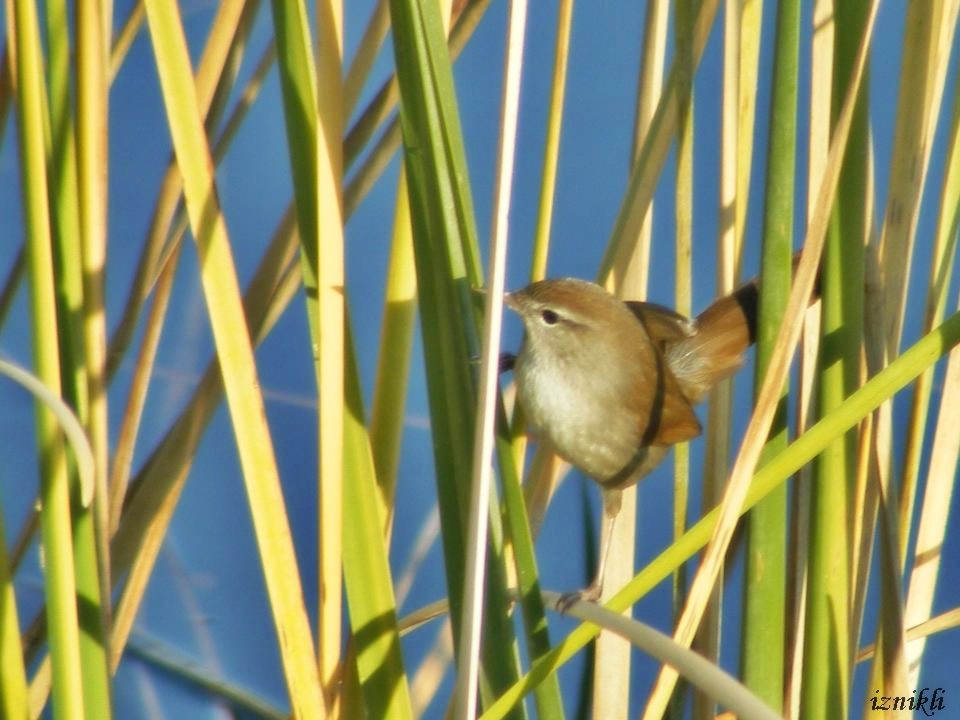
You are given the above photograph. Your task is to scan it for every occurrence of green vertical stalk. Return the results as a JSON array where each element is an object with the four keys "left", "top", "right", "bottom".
[
  {"left": 388, "top": 0, "right": 522, "bottom": 712},
  {"left": 0, "top": 504, "right": 28, "bottom": 717},
  {"left": 740, "top": 0, "right": 798, "bottom": 709},
  {"left": 12, "top": 0, "right": 85, "bottom": 716},
  {"left": 530, "top": 0, "right": 574, "bottom": 280},
  {"left": 45, "top": 0, "right": 114, "bottom": 715},
  {"left": 341, "top": 323, "right": 414, "bottom": 719},
  {"left": 802, "top": 3, "right": 870, "bottom": 717},
  {"left": 673, "top": 4, "right": 696, "bottom": 719}
]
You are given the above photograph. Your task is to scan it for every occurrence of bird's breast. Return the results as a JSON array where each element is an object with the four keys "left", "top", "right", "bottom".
[{"left": 514, "top": 349, "right": 644, "bottom": 483}]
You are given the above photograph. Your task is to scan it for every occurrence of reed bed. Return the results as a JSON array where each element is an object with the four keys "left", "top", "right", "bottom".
[{"left": 1, "top": 1, "right": 958, "bottom": 718}]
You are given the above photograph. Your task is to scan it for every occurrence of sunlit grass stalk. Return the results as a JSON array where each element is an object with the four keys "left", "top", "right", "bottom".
[
  {"left": 497, "top": 411, "right": 564, "bottom": 718},
  {"left": 74, "top": 0, "right": 116, "bottom": 708},
  {"left": 902, "top": 57, "right": 960, "bottom": 687},
  {"left": 598, "top": 0, "right": 719, "bottom": 283},
  {"left": 109, "top": 212, "right": 300, "bottom": 671},
  {"left": 803, "top": 2, "right": 874, "bottom": 716},
  {"left": 105, "top": 0, "right": 260, "bottom": 383},
  {"left": 511, "top": 0, "right": 575, "bottom": 566},
  {"left": 702, "top": 3, "right": 761, "bottom": 710},
  {"left": 891, "top": 2, "right": 960, "bottom": 566},
  {"left": 860, "top": 1, "right": 960, "bottom": 706},
  {"left": 12, "top": 0, "right": 87, "bottom": 716},
  {"left": 314, "top": 2, "right": 347, "bottom": 710},
  {"left": 0, "top": 506, "right": 28, "bottom": 716},
  {"left": 36, "top": 0, "right": 113, "bottom": 716},
  {"left": 142, "top": 2, "right": 324, "bottom": 717},
  {"left": 784, "top": 2, "right": 830, "bottom": 715},
  {"left": 672, "top": 2, "right": 701, "bottom": 717},
  {"left": 370, "top": 169, "right": 418, "bottom": 525},
  {"left": 530, "top": 0, "right": 573, "bottom": 281},
  {"left": 626, "top": 7, "right": 674, "bottom": 708},
  {"left": 739, "top": 0, "right": 798, "bottom": 710},
  {"left": 107, "top": 4, "right": 273, "bottom": 534},
  {"left": 75, "top": 0, "right": 110, "bottom": 589},
  {"left": 456, "top": 2, "right": 528, "bottom": 717},
  {"left": 594, "top": 0, "right": 676, "bottom": 709},
  {"left": 342, "top": 323, "right": 414, "bottom": 719},
  {"left": 389, "top": 0, "right": 529, "bottom": 713}
]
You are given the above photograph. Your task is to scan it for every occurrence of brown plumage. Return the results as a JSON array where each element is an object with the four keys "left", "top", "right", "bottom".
[{"left": 505, "top": 275, "right": 762, "bottom": 605}]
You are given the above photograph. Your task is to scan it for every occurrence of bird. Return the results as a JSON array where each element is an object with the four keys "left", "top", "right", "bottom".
[{"left": 502, "top": 274, "right": 760, "bottom": 607}]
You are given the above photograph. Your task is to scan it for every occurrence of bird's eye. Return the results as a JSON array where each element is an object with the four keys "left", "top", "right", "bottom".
[{"left": 541, "top": 309, "right": 559, "bottom": 325}]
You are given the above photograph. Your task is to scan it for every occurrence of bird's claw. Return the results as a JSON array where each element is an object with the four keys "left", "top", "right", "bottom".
[{"left": 555, "top": 584, "right": 602, "bottom": 613}]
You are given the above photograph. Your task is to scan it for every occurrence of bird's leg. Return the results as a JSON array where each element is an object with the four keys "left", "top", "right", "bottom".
[{"left": 556, "top": 488, "right": 623, "bottom": 611}]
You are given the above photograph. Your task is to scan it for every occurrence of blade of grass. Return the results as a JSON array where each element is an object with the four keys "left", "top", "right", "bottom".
[
  {"left": 105, "top": 0, "right": 260, "bottom": 384},
  {"left": 895, "top": 0, "right": 960, "bottom": 567},
  {"left": 597, "top": 0, "right": 720, "bottom": 283},
  {"left": 802, "top": 2, "right": 874, "bottom": 715},
  {"left": 109, "top": 210, "right": 300, "bottom": 671},
  {"left": 902, "top": 50, "right": 960, "bottom": 685},
  {"left": 456, "top": 1, "right": 526, "bottom": 715},
  {"left": 671, "top": 5, "right": 704, "bottom": 718},
  {"left": 786, "top": 3, "right": 832, "bottom": 716},
  {"left": 342, "top": 324, "right": 414, "bottom": 719},
  {"left": 141, "top": 3, "right": 324, "bottom": 717},
  {"left": 0, "top": 504, "right": 28, "bottom": 718},
  {"left": 110, "top": 27, "right": 274, "bottom": 525},
  {"left": 11, "top": 0, "right": 86, "bottom": 715},
  {"left": 343, "top": 0, "right": 490, "bottom": 174},
  {"left": 42, "top": 1, "right": 114, "bottom": 714},
  {"left": 530, "top": 0, "right": 574, "bottom": 281},
  {"left": 388, "top": 0, "right": 524, "bottom": 711},
  {"left": 74, "top": 1, "right": 114, "bottom": 711},
  {"left": 740, "top": 0, "right": 798, "bottom": 709},
  {"left": 344, "top": 0, "right": 390, "bottom": 115},
  {"left": 313, "top": 1, "right": 347, "bottom": 709},
  {"left": 902, "top": 329, "right": 960, "bottom": 680},
  {"left": 878, "top": 0, "right": 959, "bottom": 357},
  {"left": 497, "top": 405, "right": 564, "bottom": 719},
  {"left": 370, "top": 169, "right": 418, "bottom": 526}
]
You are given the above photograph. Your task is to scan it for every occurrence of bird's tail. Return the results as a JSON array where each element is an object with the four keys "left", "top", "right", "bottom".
[
  {"left": 668, "top": 251, "right": 821, "bottom": 403},
  {"left": 667, "top": 281, "right": 758, "bottom": 403}
]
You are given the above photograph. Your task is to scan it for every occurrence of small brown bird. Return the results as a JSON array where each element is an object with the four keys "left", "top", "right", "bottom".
[{"left": 503, "top": 276, "right": 759, "bottom": 606}]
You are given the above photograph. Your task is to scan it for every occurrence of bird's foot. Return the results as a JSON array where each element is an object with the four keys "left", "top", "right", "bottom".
[{"left": 555, "top": 583, "right": 602, "bottom": 613}]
